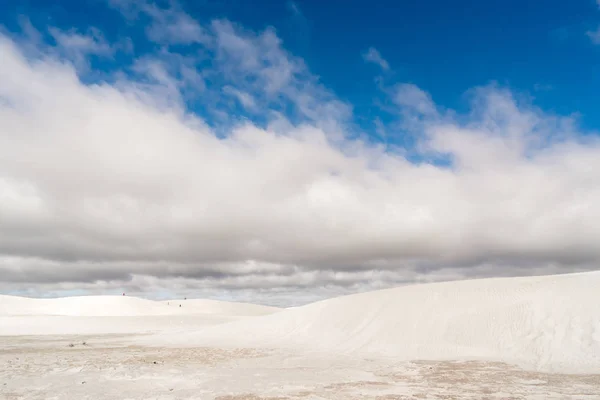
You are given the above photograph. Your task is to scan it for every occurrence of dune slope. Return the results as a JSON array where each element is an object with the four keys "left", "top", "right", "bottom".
[
  {"left": 0, "top": 295, "right": 279, "bottom": 317},
  {"left": 154, "top": 271, "right": 600, "bottom": 373},
  {"left": 160, "top": 299, "right": 280, "bottom": 316}
]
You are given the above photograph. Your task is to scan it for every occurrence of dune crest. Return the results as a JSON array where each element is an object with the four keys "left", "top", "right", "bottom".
[
  {"left": 0, "top": 295, "right": 279, "bottom": 317},
  {"left": 153, "top": 271, "right": 600, "bottom": 373}
]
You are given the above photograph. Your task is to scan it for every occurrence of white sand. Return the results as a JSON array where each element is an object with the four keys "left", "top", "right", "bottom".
[
  {"left": 1, "top": 272, "right": 600, "bottom": 399},
  {"left": 159, "top": 298, "right": 280, "bottom": 316},
  {"left": 0, "top": 294, "right": 279, "bottom": 317},
  {"left": 150, "top": 270, "right": 600, "bottom": 373},
  {"left": 0, "top": 295, "right": 279, "bottom": 336}
]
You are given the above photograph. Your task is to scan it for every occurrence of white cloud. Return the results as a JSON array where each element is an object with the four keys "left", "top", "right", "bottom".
[
  {"left": 288, "top": 1, "right": 302, "bottom": 17},
  {"left": 586, "top": 26, "right": 600, "bottom": 44},
  {"left": 48, "top": 27, "right": 114, "bottom": 69},
  {"left": 17, "top": 16, "right": 42, "bottom": 44},
  {"left": 223, "top": 86, "right": 257, "bottom": 110},
  {"left": 109, "top": 0, "right": 210, "bottom": 45},
  {"left": 393, "top": 83, "right": 438, "bottom": 117},
  {"left": 108, "top": 1, "right": 349, "bottom": 129},
  {"left": 207, "top": 19, "right": 349, "bottom": 129},
  {"left": 144, "top": 4, "right": 210, "bottom": 45},
  {"left": 49, "top": 27, "right": 112, "bottom": 55},
  {"left": 1, "top": 5, "right": 600, "bottom": 304},
  {"left": 362, "top": 47, "right": 389, "bottom": 70}
]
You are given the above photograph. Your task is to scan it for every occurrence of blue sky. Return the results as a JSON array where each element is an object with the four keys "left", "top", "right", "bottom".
[
  {"left": 1, "top": 0, "right": 600, "bottom": 304},
  {"left": 3, "top": 0, "right": 600, "bottom": 134}
]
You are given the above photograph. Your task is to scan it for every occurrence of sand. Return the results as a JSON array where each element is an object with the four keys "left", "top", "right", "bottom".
[{"left": 2, "top": 271, "right": 600, "bottom": 399}]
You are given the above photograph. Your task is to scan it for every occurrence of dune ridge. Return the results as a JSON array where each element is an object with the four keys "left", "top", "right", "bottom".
[
  {"left": 3, "top": 272, "right": 599, "bottom": 373},
  {"left": 0, "top": 295, "right": 280, "bottom": 317},
  {"left": 152, "top": 271, "right": 600, "bottom": 373}
]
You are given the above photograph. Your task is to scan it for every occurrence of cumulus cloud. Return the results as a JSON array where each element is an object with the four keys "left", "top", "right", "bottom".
[
  {"left": 362, "top": 47, "right": 389, "bottom": 70},
  {"left": 0, "top": 3, "right": 599, "bottom": 305}
]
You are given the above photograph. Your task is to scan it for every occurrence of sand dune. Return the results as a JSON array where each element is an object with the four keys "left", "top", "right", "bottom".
[
  {"left": 3, "top": 272, "right": 600, "bottom": 399},
  {"left": 152, "top": 271, "right": 600, "bottom": 373},
  {"left": 0, "top": 295, "right": 279, "bottom": 317},
  {"left": 3, "top": 272, "right": 600, "bottom": 373},
  {"left": 0, "top": 295, "right": 281, "bottom": 336},
  {"left": 0, "top": 295, "right": 180, "bottom": 317},
  {"left": 160, "top": 299, "right": 280, "bottom": 316}
]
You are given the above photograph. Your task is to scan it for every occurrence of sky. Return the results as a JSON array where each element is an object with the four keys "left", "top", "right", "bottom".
[{"left": 1, "top": 0, "right": 600, "bottom": 306}]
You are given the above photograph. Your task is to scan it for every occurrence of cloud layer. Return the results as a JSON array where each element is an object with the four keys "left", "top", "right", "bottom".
[{"left": 1, "top": 2, "right": 599, "bottom": 305}]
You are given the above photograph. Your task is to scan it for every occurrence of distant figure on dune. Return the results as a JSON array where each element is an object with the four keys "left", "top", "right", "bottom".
[{"left": 122, "top": 293, "right": 125, "bottom": 296}]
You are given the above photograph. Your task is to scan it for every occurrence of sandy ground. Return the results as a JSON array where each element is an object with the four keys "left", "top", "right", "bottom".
[
  {"left": 3, "top": 273, "right": 600, "bottom": 399},
  {"left": 2, "top": 334, "right": 599, "bottom": 400}
]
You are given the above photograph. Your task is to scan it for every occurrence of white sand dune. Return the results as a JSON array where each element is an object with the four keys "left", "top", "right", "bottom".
[
  {"left": 2, "top": 272, "right": 600, "bottom": 399},
  {"left": 160, "top": 299, "right": 280, "bottom": 316},
  {"left": 2, "top": 272, "right": 600, "bottom": 373},
  {"left": 0, "top": 295, "right": 180, "bottom": 317},
  {"left": 0, "top": 295, "right": 280, "bottom": 336},
  {"left": 151, "top": 271, "right": 600, "bottom": 373},
  {"left": 0, "top": 295, "right": 279, "bottom": 317}
]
